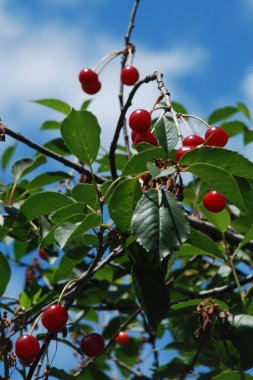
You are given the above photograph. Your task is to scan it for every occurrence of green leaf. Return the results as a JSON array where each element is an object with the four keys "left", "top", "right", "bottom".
[
  {"left": 12, "top": 156, "right": 47, "bottom": 182},
  {"left": 171, "top": 101, "right": 188, "bottom": 114},
  {"left": 208, "top": 106, "right": 238, "bottom": 124},
  {"left": 50, "top": 203, "right": 87, "bottom": 224},
  {"left": 153, "top": 116, "right": 178, "bottom": 153},
  {"left": 0, "top": 252, "right": 11, "bottom": 296},
  {"left": 220, "top": 121, "right": 247, "bottom": 137},
  {"left": 122, "top": 147, "right": 167, "bottom": 176},
  {"left": 200, "top": 205, "right": 231, "bottom": 233},
  {"left": 17, "top": 192, "right": 74, "bottom": 224},
  {"left": 71, "top": 184, "right": 99, "bottom": 210},
  {"left": 1, "top": 144, "right": 16, "bottom": 170},
  {"left": 237, "top": 226, "right": 253, "bottom": 250},
  {"left": 147, "top": 162, "right": 175, "bottom": 179},
  {"left": 186, "top": 228, "right": 225, "bottom": 261},
  {"left": 108, "top": 178, "right": 142, "bottom": 233},
  {"left": 213, "top": 372, "right": 253, "bottom": 380},
  {"left": 180, "top": 147, "right": 253, "bottom": 181},
  {"left": 132, "top": 265, "right": 170, "bottom": 329},
  {"left": 61, "top": 109, "right": 101, "bottom": 165},
  {"left": 80, "top": 99, "right": 92, "bottom": 110},
  {"left": 19, "top": 283, "right": 42, "bottom": 310},
  {"left": 132, "top": 189, "right": 189, "bottom": 260},
  {"left": 53, "top": 248, "right": 90, "bottom": 282},
  {"left": 33, "top": 98, "right": 71, "bottom": 115},
  {"left": 244, "top": 130, "right": 253, "bottom": 145},
  {"left": 237, "top": 101, "right": 251, "bottom": 120},
  {"left": 40, "top": 120, "right": 60, "bottom": 130},
  {"left": 54, "top": 213, "right": 101, "bottom": 248},
  {"left": 28, "top": 171, "right": 73, "bottom": 191}
]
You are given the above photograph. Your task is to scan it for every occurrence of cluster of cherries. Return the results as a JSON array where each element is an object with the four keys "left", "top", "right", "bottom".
[
  {"left": 15, "top": 303, "right": 130, "bottom": 366},
  {"left": 128, "top": 108, "right": 229, "bottom": 214},
  {"left": 78, "top": 65, "right": 140, "bottom": 95}
]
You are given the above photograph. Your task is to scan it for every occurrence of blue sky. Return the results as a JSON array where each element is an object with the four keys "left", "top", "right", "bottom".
[{"left": 1, "top": 0, "right": 253, "bottom": 378}]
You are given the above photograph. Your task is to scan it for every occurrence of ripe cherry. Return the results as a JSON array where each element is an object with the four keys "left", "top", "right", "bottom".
[
  {"left": 15, "top": 335, "right": 40, "bottom": 362},
  {"left": 121, "top": 66, "right": 139, "bottom": 86},
  {"left": 115, "top": 331, "right": 130, "bottom": 346},
  {"left": 79, "top": 68, "right": 98, "bottom": 86},
  {"left": 203, "top": 190, "right": 227, "bottom": 213},
  {"left": 41, "top": 304, "right": 68, "bottom": 332},
  {"left": 129, "top": 109, "right": 151, "bottom": 133},
  {"left": 134, "top": 132, "right": 158, "bottom": 146},
  {"left": 205, "top": 126, "right": 228, "bottom": 147},
  {"left": 80, "top": 333, "right": 105, "bottom": 357},
  {"left": 38, "top": 249, "right": 46, "bottom": 261},
  {"left": 176, "top": 146, "right": 195, "bottom": 161},
  {"left": 183, "top": 135, "right": 204, "bottom": 147},
  {"left": 81, "top": 80, "right": 101, "bottom": 95}
]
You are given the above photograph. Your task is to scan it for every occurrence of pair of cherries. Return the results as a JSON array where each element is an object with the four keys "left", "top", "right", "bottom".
[
  {"left": 129, "top": 109, "right": 158, "bottom": 146},
  {"left": 79, "top": 65, "right": 140, "bottom": 95}
]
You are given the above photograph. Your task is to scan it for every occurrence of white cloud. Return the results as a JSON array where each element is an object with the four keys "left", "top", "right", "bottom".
[{"left": 0, "top": 3, "right": 210, "bottom": 148}]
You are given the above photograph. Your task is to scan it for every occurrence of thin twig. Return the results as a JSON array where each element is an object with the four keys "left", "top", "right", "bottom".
[
  {"left": 111, "top": 355, "right": 142, "bottom": 377},
  {"left": 119, "top": 0, "right": 141, "bottom": 159},
  {"left": 4, "top": 127, "right": 106, "bottom": 184}
]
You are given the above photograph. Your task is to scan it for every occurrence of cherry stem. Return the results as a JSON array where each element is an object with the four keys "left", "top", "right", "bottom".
[
  {"left": 178, "top": 115, "right": 193, "bottom": 135},
  {"left": 180, "top": 113, "right": 211, "bottom": 129},
  {"left": 128, "top": 47, "right": 134, "bottom": 66},
  {"left": 58, "top": 278, "right": 79, "bottom": 305},
  {"left": 93, "top": 51, "right": 122, "bottom": 73},
  {"left": 154, "top": 71, "right": 183, "bottom": 147},
  {"left": 30, "top": 313, "right": 42, "bottom": 336}
]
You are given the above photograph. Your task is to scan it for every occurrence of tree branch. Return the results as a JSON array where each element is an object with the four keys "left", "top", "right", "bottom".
[
  {"left": 4, "top": 127, "right": 106, "bottom": 184},
  {"left": 110, "top": 73, "right": 157, "bottom": 179}
]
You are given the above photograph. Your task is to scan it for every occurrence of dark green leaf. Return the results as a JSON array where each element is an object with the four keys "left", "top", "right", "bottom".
[
  {"left": 12, "top": 156, "right": 47, "bottom": 182},
  {"left": 179, "top": 147, "right": 253, "bottom": 181},
  {"left": 153, "top": 116, "right": 178, "bottom": 153},
  {"left": 208, "top": 106, "right": 238, "bottom": 124},
  {"left": 132, "top": 189, "right": 189, "bottom": 260},
  {"left": 61, "top": 109, "right": 101, "bottom": 165},
  {"left": 80, "top": 99, "right": 92, "bottom": 110},
  {"left": 49, "top": 367, "right": 76, "bottom": 380},
  {"left": 53, "top": 248, "right": 90, "bottom": 282},
  {"left": 19, "top": 283, "right": 42, "bottom": 310},
  {"left": 186, "top": 228, "right": 225, "bottom": 261},
  {"left": 0, "top": 251, "right": 11, "bottom": 296},
  {"left": 132, "top": 265, "right": 170, "bottom": 329},
  {"left": 108, "top": 178, "right": 142, "bottom": 233},
  {"left": 220, "top": 121, "right": 247, "bottom": 137},
  {"left": 28, "top": 171, "right": 73, "bottom": 191},
  {"left": 33, "top": 98, "right": 71, "bottom": 115},
  {"left": 213, "top": 372, "right": 253, "bottom": 380},
  {"left": 244, "top": 130, "right": 253, "bottom": 145},
  {"left": 50, "top": 203, "right": 87, "bottom": 224},
  {"left": 237, "top": 101, "right": 251, "bottom": 120},
  {"left": 43, "top": 138, "right": 71, "bottom": 156},
  {"left": 200, "top": 206, "right": 231, "bottom": 233},
  {"left": 1, "top": 144, "right": 16, "bottom": 170},
  {"left": 40, "top": 120, "right": 60, "bottom": 130},
  {"left": 171, "top": 101, "right": 188, "bottom": 114},
  {"left": 17, "top": 192, "right": 74, "bottom": 224},
  {"left": 71, "top": 184, "right": 99, "bottom": 210}
]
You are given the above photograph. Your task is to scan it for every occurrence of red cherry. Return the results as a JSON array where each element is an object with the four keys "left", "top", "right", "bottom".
[
  {"left": 19, "top": 356, "right": 36, "bottom": 366},
  {"left": 121, "top": 66, "right": 139, "bottom": 86},
  {"left": 115, "top": 331, "right": 130, "bottom": 346},
  {"left": 176, "top": 146, "right": 195, "bottom": 161},
  {"left": 183, "top": 135, "right": 204, "bottom": 147},
  {"left": 79, "top": 68, "right": 98, "bottom": 86},
  {"left": 134, "top": 132, "right": 158, "bottom": 146},
  {"left": 205, "top": 126, "right": 228, "bottom": 147},
  {"left": 203, "top": 191, "right": 227, "bottom": 213},
  {"left": 129, "top": 109, "right": 151, "bottom": 133},
  {"left": 81, "top": 80, "right": 101, "bottom": 95},
  {"left": 38, "top": 249, "right": 46, "bottom": 261},
  {"left": 131, "top": 130, "right": 138, "bottom": 142},
  {"left": 15, "top": 335, "right": 40, "bottom": 361},
  {"left": 80, "top": 333, "right": 105, "bottom": 357},
  {"left": 41, "top": 304, "right": 68, "bottom": 332}
]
